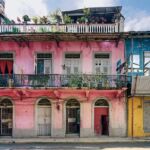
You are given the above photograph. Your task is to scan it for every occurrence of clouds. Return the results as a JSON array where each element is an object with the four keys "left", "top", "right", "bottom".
[
  {"left": 5, "top": 0, "right": 48, "bottom": 20},
  {"left": 79, "top": 0, "right": 119, "bottom": 8},
  {"left": 125, "top": 11, "right": 150, "bottom": 31},
  {"left": 5, "top": 0, "right": 119, "bottom": 20},
  {"left": 4, "top": 0, "right": 150, "bottom": 31}
]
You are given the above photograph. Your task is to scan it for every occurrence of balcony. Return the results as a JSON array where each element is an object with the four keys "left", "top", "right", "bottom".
[
  {"left": 0, "top": 23, "right": 120, "bottom": 34},
  {"left": 0, "top": 74, "right": 129, "bottom": 89}
]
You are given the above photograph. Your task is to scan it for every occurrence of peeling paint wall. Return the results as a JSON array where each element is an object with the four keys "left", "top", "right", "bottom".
[
  {"left": 0, "top": 40, "right": 126, "bottom": 137},
  {"left": 0, "top": 41, "right": 124, "bottom": 74}
]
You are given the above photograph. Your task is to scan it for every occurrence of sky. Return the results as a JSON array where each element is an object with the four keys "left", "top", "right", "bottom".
[{"left": 5, "top": 0, "right": 150, "bottom": 31}]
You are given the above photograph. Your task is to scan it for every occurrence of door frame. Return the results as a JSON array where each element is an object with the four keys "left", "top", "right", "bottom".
[
  {"left": 64, "top": 99, "right": 80, "bottom": 136},
  {"left": 66, "top": 106, "right": 80, "bottom": 134},
  {"left": 92, "top": 97, "right": 110, "bottom": 136},
  {"left": 35, "top": 97, "right": 52, "bottom": 136},
  {"left": 0, "top": 97, "right": 14, "bottom": 137}
]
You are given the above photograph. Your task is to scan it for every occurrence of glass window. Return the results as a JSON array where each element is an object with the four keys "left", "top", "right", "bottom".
[
  {"left": 144, "top": 52, "right": 150, "bottom": 76},
  {"left": 129, "top": 55, "right": 140, "bottom": 69},
  {"left": 36, "top": 53, "right": 52, "bottom": 74},
  {"left": 94, "top": 53, "right": 110, "bottom": 74}
]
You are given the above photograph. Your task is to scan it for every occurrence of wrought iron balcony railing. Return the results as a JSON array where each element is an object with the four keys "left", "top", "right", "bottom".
[
  {"left": 0, "top": 23, "right": 120, "bottom": 34},
  {"left": 0, "top": 74, "right": 131, "bottom": 89}
]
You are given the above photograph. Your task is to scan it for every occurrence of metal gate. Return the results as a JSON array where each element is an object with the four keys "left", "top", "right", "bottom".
[
  {"left": 0, "top": 99, "right": 13, "bottom": 136},
  {"left": 66, "top": 99, "right": 80, "bottom": 134},
  {"left": 37, "top": 99, "right": 51, "bottom": 136}
]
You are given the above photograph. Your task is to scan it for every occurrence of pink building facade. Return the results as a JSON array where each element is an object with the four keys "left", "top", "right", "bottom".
[{"left": 0, "top": 34, "right": 127, "bottom": 138}]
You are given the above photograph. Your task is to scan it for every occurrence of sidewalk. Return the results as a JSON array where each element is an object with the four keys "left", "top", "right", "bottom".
[{"left": 0, "top": 137, "right": 150, "bottom": 144}]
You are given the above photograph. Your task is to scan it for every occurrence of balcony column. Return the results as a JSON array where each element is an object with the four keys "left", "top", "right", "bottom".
[
  {"left": 80, "top": 101, "right": 94, "bottom": 137},
  {"left": 51, "top": 100, "right": 65, "bottom": 137},
  {"left": 115, "top": 22, "right": 119, "bottom": 32},
  {"left": 85, "top": 24, "right": 89, "bottom": 33}
]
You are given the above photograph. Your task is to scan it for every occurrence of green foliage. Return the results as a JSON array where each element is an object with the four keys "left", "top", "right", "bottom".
[
  {"left": 83, "top": 8, "right": 90, "bottom": 17},
  {"left": 22, "top": 15, "right": 30, "bottom": 24},
  {"left": 68, "top": 75, "right": 82, "bottom": 88},
  {"left": 32, "top": 16, "right": 38, "bottom": 24},
  {"left": 39, "top": 16, "right": 48, "bottom": 24},
  {"left": 77, "top": 16, "right": 88, "bottom": 23},
  {"left": 63, "top": 15, "right": 72, "bottom": 24},
  {"left": 49, "top": 9, "right": 62, "bottom": 24}
]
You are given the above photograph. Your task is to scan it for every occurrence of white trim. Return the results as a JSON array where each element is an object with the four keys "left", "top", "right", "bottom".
[
  {"left": 63, "top": 52, "right": 82, "bottom": 74},
  {"left": 92, "top": 52, "right": 112, "bottom": 75},
  {"left": 35, "top": 97, "right": 52, "bottom": 137}
]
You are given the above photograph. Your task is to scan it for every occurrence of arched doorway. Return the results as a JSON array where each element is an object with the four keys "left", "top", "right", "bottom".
[
  {"left": 0, "top": 99, "right": 13, "bottom": 136},
  {"left": 94, "top": 99, "right": 109, "bottom": 136},
  {"left": 37, "top": 99, "right": 51, "bottom": 136},
  {"left": 66, "top": 99, "right": 80, "bottom": 134}
]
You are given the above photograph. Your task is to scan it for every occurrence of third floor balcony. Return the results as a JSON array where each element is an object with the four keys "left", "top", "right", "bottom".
[{"left": 0, "top": 23, "right": 122, "bottom": 34}]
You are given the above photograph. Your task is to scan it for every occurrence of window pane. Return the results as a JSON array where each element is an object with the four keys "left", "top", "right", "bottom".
[
  {"left": 65, "top": 54, "right": 80, "bottom": 59},
  {"left": 129, "top": 55, "right": 140, "bottom": 68},
  {"left": 95, "top": 54, "right": 109, "bottom": 59},
  {"left": 37, "top": 53, "right": 52, "bottom": 59},
  {"left": 144, "top": 52, "right": 150, "bottom": 68},
  {"left": 0, "top": 53, "right": 13, "bottom": 59},
  {"left": 37, "top": 60, "right": 44, "bottom": 74}
]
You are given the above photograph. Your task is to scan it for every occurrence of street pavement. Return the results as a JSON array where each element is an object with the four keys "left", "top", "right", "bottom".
[{"left": 0, "top": 143, "right": 150, "bottom": 150}]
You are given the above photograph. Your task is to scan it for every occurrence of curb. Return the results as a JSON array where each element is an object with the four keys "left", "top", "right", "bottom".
[{"left": 0, "top": 138, "right": 150, "bottom": 144}]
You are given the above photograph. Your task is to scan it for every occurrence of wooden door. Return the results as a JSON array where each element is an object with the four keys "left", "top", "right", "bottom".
[{"left": 37, "top": 106, "right": 51, "bottom": 136}]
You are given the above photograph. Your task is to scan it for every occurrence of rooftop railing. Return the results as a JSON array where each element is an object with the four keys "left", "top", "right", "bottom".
[
  {"left": 0, "top": 74, "right": 130, "bottom": 89},
  {"left": 0, "top": 23, "right": 119, "bottom": 33}
]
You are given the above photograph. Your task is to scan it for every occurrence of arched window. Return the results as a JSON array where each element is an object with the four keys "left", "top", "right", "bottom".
[
  {"left": 66, "top": 99, "right": 80, "bottom": 107},
  {"left": 38, "top": 99, "right": 51, "bottom": 106},
  {"left": 0, "top": 99, "right": 13, "bottom": 107},
  {"left": 95, "top": 99, "right": 109, "bottom": 106}
]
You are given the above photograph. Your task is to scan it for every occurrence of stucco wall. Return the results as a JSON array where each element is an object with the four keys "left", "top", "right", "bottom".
[
  {"left": 0, "top": 40, "right": 124, "bottom": 75},
  {"left": 128, "top": 97, "right": 150, "bottom": 137}
]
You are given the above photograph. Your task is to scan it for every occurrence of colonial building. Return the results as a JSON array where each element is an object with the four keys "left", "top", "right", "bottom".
[
  {"left": 125, "top": 32, "right": 150, "bottom": 137},
  {"left": 0, "top": 6, "right": 128, "bottom": 137}
]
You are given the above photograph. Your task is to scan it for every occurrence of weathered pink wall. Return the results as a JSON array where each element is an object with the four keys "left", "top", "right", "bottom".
[
  {"left": 52, "top": 102, "right": 63, "bottom": 129},
  {"left": 0, "top": 40, "right": 124, "bottom": 74},
  {"left": 15, "top": 100, "right": 34, "bottom": 129},
  {"left": 81, "top": 102, "right": 92, "bottom": 128},
  {"left": 0, "top": 40, "right": 126, "bottom": 137}
]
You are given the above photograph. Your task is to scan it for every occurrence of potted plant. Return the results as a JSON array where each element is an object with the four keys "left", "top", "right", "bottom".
[
  {"left": 22, "top": 15, "right": 30, "bottom": 24},
  {"left": 63, "top": 15, "right": 72, "bottom": 24},
  {"left": 32, "top": 16, "right": 38, "bottom": 24}
]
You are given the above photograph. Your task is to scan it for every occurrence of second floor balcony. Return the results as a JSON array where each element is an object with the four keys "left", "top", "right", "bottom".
[
  {"left": 0, "top": 74, "right": 130, "bottom": 89},
  {"left": 0, "top": 23, "right": 121, "bottom": 34}
]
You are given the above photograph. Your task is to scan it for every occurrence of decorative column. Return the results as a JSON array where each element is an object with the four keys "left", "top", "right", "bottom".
[
  {"left": 51, "top": 99, "right": 65, "bottom": 137},
  {"left": 80, "top": 101, "right": 94, "bottom": 137}
]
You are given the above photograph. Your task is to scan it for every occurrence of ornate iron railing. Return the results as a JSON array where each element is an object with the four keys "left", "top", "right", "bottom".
[
  {"left": 0, "top": 23, "right": 120, "bottom": 33},
  {"left": 0, "top": 74, "right": 131, "bottom": 89}
]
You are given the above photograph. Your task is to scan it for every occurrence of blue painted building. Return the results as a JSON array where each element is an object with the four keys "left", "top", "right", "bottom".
[{"left": 125, "top": 32, "right": 150, "bottom": 76}]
